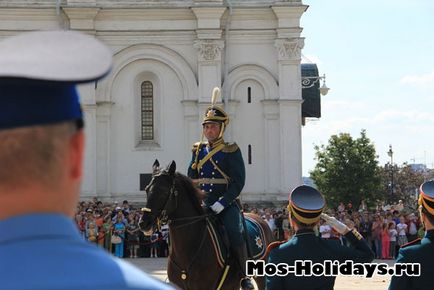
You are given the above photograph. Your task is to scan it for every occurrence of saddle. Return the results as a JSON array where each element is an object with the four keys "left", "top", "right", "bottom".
[{"left": 206, "top": 214, "right": 267, "bottom": 268}]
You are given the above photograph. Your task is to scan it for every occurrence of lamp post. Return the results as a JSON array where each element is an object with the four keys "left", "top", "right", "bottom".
[
  {"left": 387, "top": 145, "right": 394, "bottom": 197},
  {"left": 301, "top": 74, "right": 330, "bottom": 96}
]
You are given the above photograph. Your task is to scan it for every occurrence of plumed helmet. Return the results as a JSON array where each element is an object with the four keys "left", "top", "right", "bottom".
[{"left": 202, "top": 87, "right": 229, "bottom": 126}]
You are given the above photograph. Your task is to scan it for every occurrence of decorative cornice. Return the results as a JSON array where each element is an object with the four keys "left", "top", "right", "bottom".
[
  {"left": 194, "top": 39, "right": 224, "bottom": 61},
  {"left": 274, "top": 38, "right": 304, "bottom": 61}
]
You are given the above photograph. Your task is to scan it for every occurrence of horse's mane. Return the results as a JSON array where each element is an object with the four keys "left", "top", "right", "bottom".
[{"left": 174, "top": 172, "right": 205, "bottom": 215}]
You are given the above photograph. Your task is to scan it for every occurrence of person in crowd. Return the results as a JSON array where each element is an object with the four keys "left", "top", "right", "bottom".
[
  {"left": 396, "top": 216, "right": 408, "bottom": 247},
  {"left": 319, "top": 218, "right": 332, "bottom": 239},
  {"left": 396, "top": 199, "right": 404, "bottom": 212},
  {"left": 274, "top": 211, "right": 285, "bottom": 240},
  {"left": 372, "top": 214, "right": 383, "bottom": 258},
  {"left": 86, "top": 221, "right": 98, "bottom": 243},
  {"left": 102, "top": 215, "right": 113, "bottom": 252},
  {"left": 389, "top": 222, "right": 398, "bottom": 259},
  {"left": 263, "top": 210, "right": 276, "bottom": 233},
  {"left": 359, "top": 212, "right": 373, "bottom": 249},
  {"left": 359, "top": 199, "right": 368, "bottom": 212},
  {"left": 389, "top": 180, "right": 434, "bottom": 290},
  {"left": 407, "top": 213, "right": 418, "bottom": 242},
  {"left": 392, "top": 210, "right": 401, "bottom": 225},
  {"left": 113, "top": 215, "right": 126, "bottom": 258},
  {"left": 126, "top": 215, "right": 140, "bottom": 258},
  {"left": 266, "top": 186, "right": 374, "bottom": 290},
  {"left": 381, "top": 223, "right": 390, "bottom": 259},
  {"left": 281, "top": 209, "right": 291, "bottom": 240},
  {"left": 0, "top": 30, "right": 174, "bottom": 290},
  {"left": 94, "top": 210, "right": 105, "bottom": 247},
  {"left": 150, "top": 230, "right": 160, "bottom": 258},
  {"left": 338, "top": 202, "right": 345, "bottom": 214},
  {"left": 160, "top": 224, "right": 170, "bottom": 257}
]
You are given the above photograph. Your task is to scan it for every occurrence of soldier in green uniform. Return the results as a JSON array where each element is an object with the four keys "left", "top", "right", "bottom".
[
  {"left": 265, "top": 185, "right": 374, "bottom": 290},
  {"left": 388, "top": 179, "right": 434, "bottom": 290},
  {"left": 187, "top": 87, "right": 253, "bottom": 290}
]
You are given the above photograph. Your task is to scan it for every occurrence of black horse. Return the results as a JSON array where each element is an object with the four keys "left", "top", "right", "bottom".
[{"left": 139, "top": 161, "right": 274, "bottom": 290}]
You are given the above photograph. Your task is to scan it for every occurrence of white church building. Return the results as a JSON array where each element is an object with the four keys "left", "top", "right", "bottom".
[{"left": 0, "top": 0, "right": 322, "bottom": 205}]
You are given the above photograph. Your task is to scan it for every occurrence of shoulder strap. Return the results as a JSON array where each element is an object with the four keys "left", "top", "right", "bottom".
[
  {"left": 196, "top": 143, "right": 225, "bottom": 171},
  {"left": 264, "top": 240, "right": 286, "bottom": 259}
]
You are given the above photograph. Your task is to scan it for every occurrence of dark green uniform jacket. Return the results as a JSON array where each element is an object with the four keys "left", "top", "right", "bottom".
[
  {"left": 266, "top": 229, "right": 374, "bottom": 290},
  {"left": 187, "top": 142, "right": 245, "bottom": 207},
  {"left": 388, "top": 229, "right": 434, "bottom": 290}
]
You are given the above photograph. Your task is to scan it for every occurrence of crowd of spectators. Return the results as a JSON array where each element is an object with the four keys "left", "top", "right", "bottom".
[
  {"left": 74, "top": 198, "right": 169, "bottom": 259},
  {"left": 75, "top": 197, "right": 421, "bottom": 261},
  {"left": 245, "top": 199, "right": 423, "bottom": 260}
]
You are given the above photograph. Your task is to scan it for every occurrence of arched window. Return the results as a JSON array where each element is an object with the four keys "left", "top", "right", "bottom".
[{"left": 141, "top": 81, "right": 154, "bottom": 140}]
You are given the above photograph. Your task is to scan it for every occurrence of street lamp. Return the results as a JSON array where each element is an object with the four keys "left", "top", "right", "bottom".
[
  {"left": 387, "top": 145, "right": 394, "bottom": 197},
  {"left": 301, "top": 74, "right": 330, "bottom": 96}
]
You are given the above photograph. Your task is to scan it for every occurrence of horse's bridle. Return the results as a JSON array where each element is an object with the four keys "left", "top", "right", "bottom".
[
  {"left": 142, "top": 171, "right": 178, "bottom": 227},
  {"left": 142, "top": 172, "right": 214, "bottom": 229}
]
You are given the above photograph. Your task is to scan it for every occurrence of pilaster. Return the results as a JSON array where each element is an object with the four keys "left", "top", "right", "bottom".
[
  {"left": 95, "top": 101, "right": 113, "bottom": 199},
  {"left": 262, "top": 100, "right": 281, "bottom": 193},
  {"left": 278, "top": 99, "right": 303, "bottom": 199},
  {"left": 182, "top": 100, "right": 200, "bottom": 151}
]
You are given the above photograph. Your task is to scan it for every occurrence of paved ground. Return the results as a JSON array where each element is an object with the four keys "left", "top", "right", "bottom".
[{"left": 126, "top": 257, "right": 394, "bottom": 290}]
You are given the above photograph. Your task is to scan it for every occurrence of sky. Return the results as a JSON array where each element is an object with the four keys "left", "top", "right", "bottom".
[{"left": 300, "top": 0, "right": 434, "bottom": 176}]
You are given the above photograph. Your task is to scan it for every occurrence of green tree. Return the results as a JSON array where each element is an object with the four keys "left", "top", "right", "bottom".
[
  {"left": 310, "top": 130, "right": 383, "bottom": 209},
  {"left": 380, "top": 163, "right": 428, "bottom": 209}
]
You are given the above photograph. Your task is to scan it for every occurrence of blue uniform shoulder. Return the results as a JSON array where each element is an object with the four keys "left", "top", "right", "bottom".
[
  {"left": 401, "top": 238, "right": 422, "bottom": 249},
  {"left": 265, "top": 240, "right": 286, "bottom": 258},
  {"left": 222, "top": 142, "right": 239, "bottom": 153}
]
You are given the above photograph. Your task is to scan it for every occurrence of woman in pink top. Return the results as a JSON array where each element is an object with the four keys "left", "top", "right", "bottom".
[{"left": 381, "top": 223, "right": 390, "bottom": 259}]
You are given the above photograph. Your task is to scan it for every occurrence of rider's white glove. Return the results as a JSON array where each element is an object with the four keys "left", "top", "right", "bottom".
[
  {"left": 321, "top": 213, "right": 349, "bottom": 235},
  {"left": 210, "top": 201, "right": 225, "bottom": 214}
]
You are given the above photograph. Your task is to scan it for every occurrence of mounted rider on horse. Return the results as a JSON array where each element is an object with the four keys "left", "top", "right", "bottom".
[{"left": 187, "top": 87, "right": 254, "bottom": 290}]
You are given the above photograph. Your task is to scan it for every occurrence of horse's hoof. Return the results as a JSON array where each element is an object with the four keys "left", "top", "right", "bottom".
[{"left": 240, "top": 278, "right": 255, "bottom": 290}]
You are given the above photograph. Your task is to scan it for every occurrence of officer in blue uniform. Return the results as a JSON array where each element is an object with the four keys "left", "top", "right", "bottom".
[
  {"left": 388, "top": 179, "right": 434, "bottom": 290},
  {"left": 0, "top": 31, "right": 174, "bottom": 290},
  {"left": 265, "top": 185, "right": 374, "bottom": 290},
  {"left": 187, "top": 87, "right": 253, "bottom": 290}
]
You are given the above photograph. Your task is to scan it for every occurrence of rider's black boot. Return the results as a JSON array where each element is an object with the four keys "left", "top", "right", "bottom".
[{"left": 234, "top": 245, "right": 255, "bottom": 290}]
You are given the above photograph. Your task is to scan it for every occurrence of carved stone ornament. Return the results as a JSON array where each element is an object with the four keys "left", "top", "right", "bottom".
[
  {"left": 194, "top": 40, "right": 224, "bottom": 61},
  {"left": 274, "top": 38, "right": 304, "bottom": 60}
]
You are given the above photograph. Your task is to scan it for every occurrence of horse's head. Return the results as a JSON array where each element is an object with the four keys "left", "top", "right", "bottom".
[{"left": 139, "top": 160, "right": 179, "bottom": 234}]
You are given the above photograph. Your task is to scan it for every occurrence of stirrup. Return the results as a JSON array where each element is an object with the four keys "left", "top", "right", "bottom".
[{"left": 240, "top": 277, "right": 255, "bottom": 290}]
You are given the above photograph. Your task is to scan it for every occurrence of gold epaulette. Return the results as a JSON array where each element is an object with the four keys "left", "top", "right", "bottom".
[
  {"left": 192, "top": 142, "right": 206, "bottom": 152},
  {"left": 264, "top": 240, "right": 286, "bottom": 259},
  {"left": 351, "top": 229, "right": 364, "bottom": 241},
  {"left": 401, "top": 238, "right": 421, "bottom": 248},
  {"left": 222, "top": 142, "right": 239, "bottom": 153}
]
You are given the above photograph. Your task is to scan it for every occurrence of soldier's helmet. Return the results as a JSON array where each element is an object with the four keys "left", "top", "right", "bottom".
[
  {"left": 202, "top": 87, "right": 229, "bottom": 127},
  {"left": 419, "top": 180, "right": 434, "bottom": 217},
  {"left": 202, "top": 105, "right": 229, "bottom": 126},
  {"left": 288, "top": 185, "right": 326, "bottom": 225}
]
